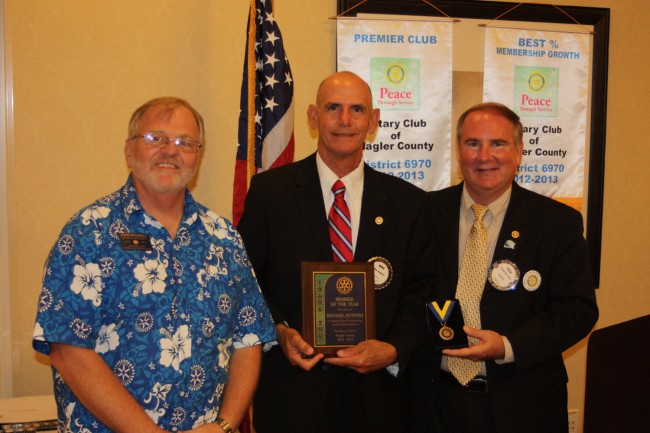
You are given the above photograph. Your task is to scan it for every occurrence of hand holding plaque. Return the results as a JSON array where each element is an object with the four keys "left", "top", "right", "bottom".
[
  {"left": 301, "top": 262, "right": 375, "bottom": 355},
  {"left": 426, "top": 299, "right": 469, "bottom": 350}
]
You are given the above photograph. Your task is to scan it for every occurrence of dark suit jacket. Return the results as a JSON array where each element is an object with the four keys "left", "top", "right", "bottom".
[
  {"left": 238, "top": 153, "right": 432, "bottom": 433},
  {"left": 409, "top": 182, "right": 598, "bottom": 433}
]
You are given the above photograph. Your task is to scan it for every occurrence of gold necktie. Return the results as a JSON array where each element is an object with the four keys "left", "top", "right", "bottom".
[{"left": 448, "top": 204, "right": 488, "bottom": 385}]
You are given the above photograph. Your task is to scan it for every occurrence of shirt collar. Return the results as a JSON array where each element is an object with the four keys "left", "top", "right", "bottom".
[
  {"left": 461, "top": 184, "right": 512, "bottom": 225},
  {"left": 120, "top": 174, "right": 199, "bottom": 225},
  {"left": 316, "top": 153, "right": 365, "bottom": 197}
]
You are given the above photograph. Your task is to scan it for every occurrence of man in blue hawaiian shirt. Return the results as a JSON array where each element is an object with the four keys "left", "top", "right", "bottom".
[{"left": 33, "top": 97, "right": 276, "bottom": 433}]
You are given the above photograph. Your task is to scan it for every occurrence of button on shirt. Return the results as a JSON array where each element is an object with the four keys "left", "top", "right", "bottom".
[{"left": 33, "top": 176, "right": 277, "bottom": 432}]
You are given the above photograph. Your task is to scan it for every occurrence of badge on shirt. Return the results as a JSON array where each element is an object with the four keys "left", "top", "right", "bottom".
[
  {"left": 119, "top": 233, "right": 152, "bottom": 251},
  {"left": 523, "top": 270, "right": 542, "bottom": 291},
  {"left": 488, "top": 259, "right": 520, "bottom": 291},
  {"left": 368, "top": 256, "right": 393, "bottom": 290}
]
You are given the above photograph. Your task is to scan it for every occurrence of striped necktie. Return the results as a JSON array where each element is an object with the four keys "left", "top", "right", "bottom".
[
  {"left": 328, "top": 180, "right": 353, "bottom": 262},
  {"left": 448, "top": 204, "right": 489, "bottom": 385}
]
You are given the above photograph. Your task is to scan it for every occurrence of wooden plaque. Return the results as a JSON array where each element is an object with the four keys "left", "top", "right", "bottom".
[{"left": 301, "top": 261, "right": 375, "bottom": 355}]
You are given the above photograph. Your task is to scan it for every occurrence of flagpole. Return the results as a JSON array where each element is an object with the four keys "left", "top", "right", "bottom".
[{"left": 246, "top": 0, "right": 257, "bottom": 190}]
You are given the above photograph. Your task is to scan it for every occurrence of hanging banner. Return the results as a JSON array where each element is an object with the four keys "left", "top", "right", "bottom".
[
  {"left": 337, "top": 18, "right": 453, "bottom": 191},
  {"left": 483, "top": 27, "right": 590, "bottom": 210}
]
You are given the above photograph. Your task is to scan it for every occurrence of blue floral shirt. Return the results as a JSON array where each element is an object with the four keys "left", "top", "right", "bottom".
[{"left": 33, "top": 176, "right": 276, "bottom": 432}]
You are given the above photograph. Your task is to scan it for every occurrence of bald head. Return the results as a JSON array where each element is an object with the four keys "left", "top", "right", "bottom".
[
  {"left": 315, "top": 71, "right": 374, "bottom": 109},
  {"left": 308, "top": 71, "right": 380, "bottom": 178}
]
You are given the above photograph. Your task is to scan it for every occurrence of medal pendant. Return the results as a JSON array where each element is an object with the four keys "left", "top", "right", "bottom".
[{"left": 439, "top": 325, "right": 454, "bottom": 341}]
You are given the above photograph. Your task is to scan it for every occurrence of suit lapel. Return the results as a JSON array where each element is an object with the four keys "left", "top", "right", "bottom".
[
  {"left": 291, "top": 154, "right": 332, "bottom": 259},
  {"left": 355, "top": 165, "right": 388, "bottom": 260},
  {"left": 491, "top": 183, "right": 533, "bottom": 266}
]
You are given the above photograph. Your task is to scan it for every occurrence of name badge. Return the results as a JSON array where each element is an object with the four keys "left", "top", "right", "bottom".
[
  {"left": 488, "top": 259, "right": 520, "bottom": 291},
  {"left": 368, "top": 256, "right": 393, "bottom": 290},
  {"left": 119, "top": 233, "right": 152, "bottom": 251}
]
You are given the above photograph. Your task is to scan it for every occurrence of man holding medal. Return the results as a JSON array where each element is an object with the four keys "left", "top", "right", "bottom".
[
  {"left": 409, "top": 102, "right": 598, "bottom": 433},
  {"left": 238, "top": 71, "right": 432, "bottom": 433}
]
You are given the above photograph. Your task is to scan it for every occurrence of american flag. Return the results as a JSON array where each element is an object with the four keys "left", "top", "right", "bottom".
[{"left": 232, "top": 0, "right": 295, "bottom": 226}]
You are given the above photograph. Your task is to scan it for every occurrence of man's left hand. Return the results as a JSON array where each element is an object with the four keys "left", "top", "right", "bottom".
[
  {"left": 442, "top": 326, "right": 505, "bottom": 361},
  {"left": 324, "top": 340, "right": 397, "bottom": 374}
]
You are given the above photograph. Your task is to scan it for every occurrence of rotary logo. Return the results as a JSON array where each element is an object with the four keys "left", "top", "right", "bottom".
[
  {"left": 336, "top": 276, "right": 353, "bottom": 295},
  {"left": 527, "top": 72, "right": 546, "bottom": 92},
  {"left": 514, "top": 65, "right": 559, "bottom": 117},
  {"left": 370, "top": 57, "right": 420, "bottom": 110},
  {"left": 386, "top": 63, "right": 406, "bottom": 84}
]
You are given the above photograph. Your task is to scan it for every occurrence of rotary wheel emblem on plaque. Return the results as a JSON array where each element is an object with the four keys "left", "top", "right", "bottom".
[{"left": 336, "top": 276, "right": 353, "bottom": 295}]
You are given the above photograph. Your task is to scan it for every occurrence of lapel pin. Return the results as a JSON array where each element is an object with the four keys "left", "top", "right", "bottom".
[
  {"left": 511, "top": 230, "right": 520, "bottom": 239},
  {"left": 523, "top": 270, "right": 542, "bottom": 291},
  {"left": 375, "top": 216, "right": 384, "bottom": 225}
]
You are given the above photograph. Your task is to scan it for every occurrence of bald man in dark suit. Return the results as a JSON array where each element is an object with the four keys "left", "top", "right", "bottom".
[{"left": 238, "top": 71, "right": 432, "bottom": 433}]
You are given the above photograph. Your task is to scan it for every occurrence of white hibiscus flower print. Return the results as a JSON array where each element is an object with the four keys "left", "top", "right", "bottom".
[
  {"left": 197, "top": 244, "right": 228, "bottom": 287},
  {"left": 78, "top": 206, "right": 110, "bottom": 245},
  {"left": 144, "top": 382, "right": 171, "bottom": 423},
  {"left": 151, "top": 238, "right": 165, "bottom": 254},
  {"left": 199, "top": 210, "right": 229, "bottom": 239},
  {"left": 234, "top": 333, "right": 261, "bottom": 349},
  {"left": 33, "top": 322, "right": 44, "bottom": 341},
  {"left": 80, "top": 206, "right": 111, "bottom": 226},
  {"left": 183, "top": 212, "right": 198, "bottom": 226},
  {"left": 133, "top": 259, "right": 168, "bottom": 296},
  {"left": 159, "top": 325, "right": 191, "bottom": 371},
  {"left": 143, "top": 213, "right": 163, "bottom": 229},
  {"left": 193, "top": 408, "right": 218, "bottom": 429},
  {"left": 125, "top": 199, "right": 140, "bottom": 217},
  {"left": 95, "top": 323, "right": 120, "bottom": 354},
  {"left": 192, "top": 383, "right": 224, "bottom": 429},
  {"left": 70, "top": 262, "right": 103, "bottom": 306},
  {"left": 60, "top": 402, "right": 93, "bottom": 433},
  {"left": 217, "top": 338, "right": 233, "bottom": 369}
]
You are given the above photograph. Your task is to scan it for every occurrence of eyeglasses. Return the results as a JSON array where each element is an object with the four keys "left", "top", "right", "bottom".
[{"left": 131, "top": 132, "right": 202, "bottom": 153}]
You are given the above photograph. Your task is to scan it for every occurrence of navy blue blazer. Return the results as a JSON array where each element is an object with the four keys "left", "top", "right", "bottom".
[{"left": 409, "top": 182, "right": 598, "bottom": 432}]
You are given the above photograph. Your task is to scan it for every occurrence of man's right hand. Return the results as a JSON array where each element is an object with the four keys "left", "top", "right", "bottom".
[{"left": 276, "top": 324, "right": 324, "bottom": 370}]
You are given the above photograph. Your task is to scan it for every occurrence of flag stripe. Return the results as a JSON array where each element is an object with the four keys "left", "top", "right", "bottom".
[{"left": 261, "top": 100, "right": 295, "bottom": 168}]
